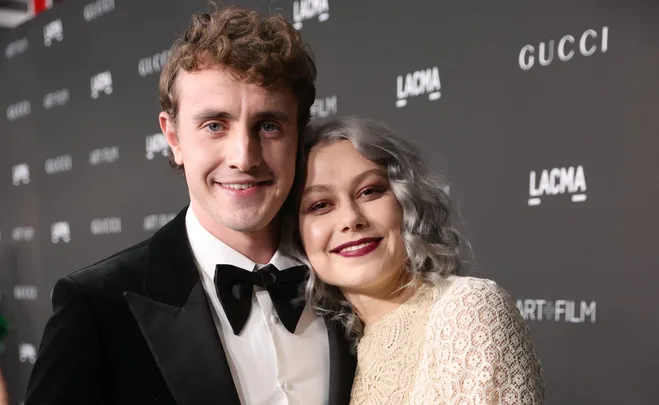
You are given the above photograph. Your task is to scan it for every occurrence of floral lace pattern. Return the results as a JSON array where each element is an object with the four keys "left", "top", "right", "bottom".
[{"left": 350, "top": 276, "right": 545, "bottom": 405}]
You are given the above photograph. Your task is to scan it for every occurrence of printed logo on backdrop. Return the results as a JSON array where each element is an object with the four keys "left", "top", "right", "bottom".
[
  {"left": 11, "top": 227, "right": 34, "bottom": 242},
  {"left": 144, "top": 213, "right": 176, "bottom": 232},
  {"left": 89, "top": 146, "right": 119, "bottom": 165},
  {"left": 146, "top": 133, "right": 168, "bottom": 159},
  {"left": 519, "top": 26, "right": 609, "bottom": 70},
  {"left": 51, "top": 221, "right": 71, "bottom": 243},
  {"left": 13, "top": 285, "right": 38, "bottom": 301},
  {"left": 517, "top": 298, "right": 596, "bottom": 323},
  {"left": 12, "top": 163, "right": 30, "bottom": 186},
  {"left": 528, "top": 165, "right": 586, "bottom": 206},
  {"left": 43, "top": 89, "right": 70, "bottom": 109},
  {"left": 84, "top": 0, "right": 115, "bottom": 22},
  {"left": 45, "top": 155, "right": 72, "bottom": 175},
  {"left": 5, "top": 37, "right": 28, "bottom": 59},
  {"left": 138, "top": 50, "right": 172, "bottom": 77},
  {"left": 6, "top": 101, "right": 31, "bottom": 121},
  {"left": 43, "top": 19, "right": 64, "bottom": 47},
  {"left": 19, "top": 343, "right": 37, "bottom": 364},
  {"left": 311, "top": 95, "right": 338, "bottom": 119},
  {"left": 293, "top": 0, "right": 329, "bottom": 30},
  {"left": 91, "top": 217, "right": 122, "bottom": 235},
  {"left": 396, "top": 67, "right": 441, "bottom": 108},
  {"left": 91, "top": 71, "right": 113, "bottom": 99}
]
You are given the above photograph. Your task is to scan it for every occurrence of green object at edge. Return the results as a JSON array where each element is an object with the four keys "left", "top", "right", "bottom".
[{"left": 0, "top": 315, "right": 8, "bottom": 343}]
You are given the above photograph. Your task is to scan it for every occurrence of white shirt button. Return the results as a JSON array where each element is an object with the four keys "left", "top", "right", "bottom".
[
  {"left": 279, "top": 381, "right": 291, "bottom": 391},
  {"left": 270, "top": 314, "right": 280, "bottom": 324}
]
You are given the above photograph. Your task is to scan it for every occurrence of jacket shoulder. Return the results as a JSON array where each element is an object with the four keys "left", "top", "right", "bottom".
[{"left": 66, "top": 237, "right": 152, "bottom": 292}]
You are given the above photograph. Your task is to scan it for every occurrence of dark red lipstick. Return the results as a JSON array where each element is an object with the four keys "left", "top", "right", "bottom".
[{"left": 330, "top": 237, "right": 383, "bottom": 258}]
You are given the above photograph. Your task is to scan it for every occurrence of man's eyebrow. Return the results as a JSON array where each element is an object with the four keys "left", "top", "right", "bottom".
[
  {"left": 191, "top": 109, "right": 293, "bottom": 123},
  {"left": 192, "top": 109, "right": 235, "bottom": 122},
  {"left": 252, "top": 111, "right": 293, "bottom": 123}
]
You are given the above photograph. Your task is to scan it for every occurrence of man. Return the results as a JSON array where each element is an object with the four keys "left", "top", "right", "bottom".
[{"left": 25, "top": 6, "right": 355, "bottom": 405}]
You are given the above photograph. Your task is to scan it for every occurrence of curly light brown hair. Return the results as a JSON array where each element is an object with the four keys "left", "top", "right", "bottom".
[{"left": 159, "top": 4, "right": 317, "bottom": 173}]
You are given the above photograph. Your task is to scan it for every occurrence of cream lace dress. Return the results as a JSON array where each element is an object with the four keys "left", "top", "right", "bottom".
[{"left": 350, "top": 276, "right": 545, "bottom": 405}]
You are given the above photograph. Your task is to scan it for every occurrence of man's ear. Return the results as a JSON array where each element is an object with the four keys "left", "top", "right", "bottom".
[{"left": 159, "top": 112, "right": 183, "bottom": 165}]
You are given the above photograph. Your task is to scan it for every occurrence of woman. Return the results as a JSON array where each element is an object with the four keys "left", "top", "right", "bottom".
[{"left": 287, "top": 116, "right": 545, "bottom": 404}]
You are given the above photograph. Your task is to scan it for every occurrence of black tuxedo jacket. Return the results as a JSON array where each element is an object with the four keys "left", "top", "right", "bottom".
[{"left": 24, "top": 207, "right": 356, "bottom": 405}]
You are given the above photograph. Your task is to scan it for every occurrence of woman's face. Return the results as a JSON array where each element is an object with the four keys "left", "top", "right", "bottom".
[{"left": 298, "top": 140, "right": 406, "bottom": 294}]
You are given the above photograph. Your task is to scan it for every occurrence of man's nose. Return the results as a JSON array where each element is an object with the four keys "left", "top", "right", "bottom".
[{"left": 225, "top": 127, "right": 262, "bottom": 172}]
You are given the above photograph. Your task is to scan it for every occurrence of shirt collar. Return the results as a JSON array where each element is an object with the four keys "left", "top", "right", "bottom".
[{"left": 185, "top": 206, "right": 301, "bottom": 280}]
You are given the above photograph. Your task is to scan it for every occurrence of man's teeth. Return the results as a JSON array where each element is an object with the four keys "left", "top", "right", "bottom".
[
  {"left": 224, "top": 183, "right": 256, "bottom": 190},
  {"left": 340, "top": 242, "right": 373, "bottom": 253}
]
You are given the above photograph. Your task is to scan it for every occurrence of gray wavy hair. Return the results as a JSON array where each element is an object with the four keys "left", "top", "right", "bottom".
[{"left": 281, "top": 116, "right": 465, "bottom": 341}]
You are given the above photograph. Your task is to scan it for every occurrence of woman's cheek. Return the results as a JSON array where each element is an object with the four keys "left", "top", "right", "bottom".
[{"left": 307, "top": 217, "right": 332, "bottom": 254}]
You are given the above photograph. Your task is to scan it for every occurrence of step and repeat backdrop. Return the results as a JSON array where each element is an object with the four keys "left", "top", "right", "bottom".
[{"left": 1, "top": 0, "right": 658, "bottom": 403}]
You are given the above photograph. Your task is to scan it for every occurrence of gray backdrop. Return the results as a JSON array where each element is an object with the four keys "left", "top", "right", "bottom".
[{"left": 1, "top": 0, "right": 658, "bottom": 403}]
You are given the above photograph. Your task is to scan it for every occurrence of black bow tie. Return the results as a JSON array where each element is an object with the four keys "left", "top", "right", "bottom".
[{"left": 214, "top": 263, "right": 308, "bottom": 335}]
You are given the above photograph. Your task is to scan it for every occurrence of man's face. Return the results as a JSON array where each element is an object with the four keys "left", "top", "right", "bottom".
[{"left": 160, "top": 65, "right": 299, "bottom": 239}]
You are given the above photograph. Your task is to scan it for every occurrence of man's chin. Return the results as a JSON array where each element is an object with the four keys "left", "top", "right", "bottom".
[
  {"left": 218, "top": 211, "right": 273, "bottom": 233},
  {"left": 205, "top": 196, "right": 283, "bottom": 231}
]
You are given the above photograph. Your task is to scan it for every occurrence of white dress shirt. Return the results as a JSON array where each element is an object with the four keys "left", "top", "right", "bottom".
[{"left": 185, "top": 207, "right": 330, "bottom": 405}]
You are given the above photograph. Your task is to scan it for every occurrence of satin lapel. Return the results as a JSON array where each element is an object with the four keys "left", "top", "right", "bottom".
[
  {"left": 325, "top": 317, "right": 357, "bottom": 405},
  {"left": 125, "top": 206, "right": 241, "bottom": 405}
]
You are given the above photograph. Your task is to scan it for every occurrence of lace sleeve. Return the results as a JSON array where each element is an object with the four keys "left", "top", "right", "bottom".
[{"left": 414, "top": 277, "right": 545, "bottom": 405}]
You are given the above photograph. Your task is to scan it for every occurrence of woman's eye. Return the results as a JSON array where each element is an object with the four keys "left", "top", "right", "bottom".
[
  {"left": 309, "top": 202, "right": 329, "bottom": 212},
  {"left": 361, "top": 186, "right": 383, "bottom": 197}
]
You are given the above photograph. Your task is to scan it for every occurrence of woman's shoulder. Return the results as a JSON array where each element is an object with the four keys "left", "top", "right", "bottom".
[
  {"left": 429, "top": 274, "right": 522, "bottom": 330},
  {"left": 420, "top": 275, "right": 545, "bottom": 403},
  {"left": 435, "top": 274, "right": 512, "bottom": 302}
]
